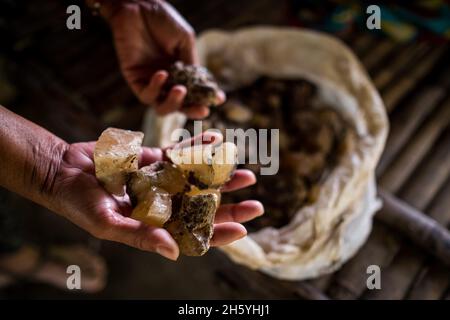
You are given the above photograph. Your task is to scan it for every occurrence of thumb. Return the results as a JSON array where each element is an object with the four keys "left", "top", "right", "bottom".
[
  {"left": 179, "top": 42, "right": 198, "bottom": 65},
  {"left": 101, "top": 213, "right": 179, "bottom": 260},
  {"left": 178, "top": 32, "right": 198, "bottom": 65}
]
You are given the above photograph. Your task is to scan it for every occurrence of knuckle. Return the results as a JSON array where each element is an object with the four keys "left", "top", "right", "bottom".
[
  {"left": 181, "top": 25, "right": 196, "bottom": 45},
  {"left": 187, "top": 28, "right": 196, "bottom": 38},
  {"left": 186, "top": 30, "right": 196, "bottom": 44},
  {"left": 132, "top": 234, "right": 149, "bottom": 251},
  {"left": 93, "top": 214, "right": 120, "bottom": 240}
]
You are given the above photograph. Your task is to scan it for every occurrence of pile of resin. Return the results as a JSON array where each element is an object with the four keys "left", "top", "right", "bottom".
[
  {"left": 185, "top": 78, "right": 356, "bottom": 230},
  {"left": 94, "top": 128, "right": 237, "bottom": 256}
]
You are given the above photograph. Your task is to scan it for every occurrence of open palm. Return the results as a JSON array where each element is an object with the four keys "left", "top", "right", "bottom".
[{"left": 51, "top": 142, "right": 262, "bottom": 260}]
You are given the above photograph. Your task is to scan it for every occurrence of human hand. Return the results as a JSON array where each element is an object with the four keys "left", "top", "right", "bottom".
[
  {"left": 103, "top": 0, "right": 225, "bottom": 118},
  {"left": 50, "top": 141, "right": 262, "bottom": 261}
]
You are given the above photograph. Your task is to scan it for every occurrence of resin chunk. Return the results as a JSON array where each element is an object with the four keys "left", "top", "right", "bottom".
[
  {"left": 94, "top": 128, "right": 240, "bottom": 257},
  {"left": 164, "top": 188, "right": 220, "bottom": 256},
  {"left": 159, "top": 61, "right": 222, "bottom": 107},
  {"left": 167, "top": 142, "right": 237, "bottom": 189},
  {"left": 131, "top": 186, "right": 172, "bottom": 227},
  {"left": 94, "top": 128, "right": 144, "bottom": 196},
  {"left": 127, "top": 161, "right": 188, "bottom": 205}
]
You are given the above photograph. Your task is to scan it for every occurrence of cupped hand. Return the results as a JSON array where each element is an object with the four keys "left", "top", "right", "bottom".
[
  {"left": 51, "top": 141, "right": 263, "bottom": 261},
  {"left": 105, "top": 0, "right": 225, "bottom": 119}
]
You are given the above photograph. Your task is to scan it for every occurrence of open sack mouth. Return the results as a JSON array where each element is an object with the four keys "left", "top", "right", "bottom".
[{"left": 185, "top": 77, "right": 356, "bottom": 232}]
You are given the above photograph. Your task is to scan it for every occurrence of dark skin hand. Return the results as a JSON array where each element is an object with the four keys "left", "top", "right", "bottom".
[
  {"left": 92, "top": 0, "right": 225, "bottom": 119},
  {"left": 0, "top": 106, "right": 263, "bottom": 260},
  {"left": 0, "top": 1, "right": 261, "bottom": 261}
]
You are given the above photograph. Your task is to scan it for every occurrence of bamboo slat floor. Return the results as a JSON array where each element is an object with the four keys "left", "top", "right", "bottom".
[
  {"left": 0, "top": 1, "right": 449, "bottom": 299},
  {"left": 214, "top": 32, "right": 450, "bottom": 301}
]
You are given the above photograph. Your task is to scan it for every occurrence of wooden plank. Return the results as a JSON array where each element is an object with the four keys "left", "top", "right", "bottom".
[
  {"left": 215, "top": 263, "right": 328, "bottom": 299},
  {"left": 362, "top": 128, "right": 450, "bottom": 299},
  {"left": 397, "top": 127, "right": 450, "bottom": 210},
  {"left": 364, "top": 183, "right": 450, "bottom": 299},
  {"left": 361, "top": 38, "right": 397, "bottom": 73},
  {"left": 350, "top": 33, "right": 377, "bottom": 58},
  {"left": 306, "top": 274, "right": 334, "bottom": 292},
  {"left": 406, "top": 180, "right": 450, "bottom": 300},
  {"left": 372, "top": 42, "right": 429, "bottom": 90},
  {"left": 382, "top": 46, "right": 447, "bottom": 113},
  {"left": 379, "top": 97, "right": 450, "bottom": 194},
  {"left": 378, "top": 188, "right": 450, "bottom": 267},
  {"left": 328, "top": 124, "right": 450, "bottom": 299},
  {"left": 408, "top": 263, "right": 450, "bottom": 300},
  {"left": 362, "top": 245, "right": 425, "bottom": 299},
  {"left": 326, "top": 223, "right": 399, "bottom": 299},
  {"left": 376, "top": 63, "right": 450, "bottom": 175}
]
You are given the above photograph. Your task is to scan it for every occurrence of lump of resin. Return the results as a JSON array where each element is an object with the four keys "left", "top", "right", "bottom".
[
  {"left": 94, "top": 127, "right": 239, "bottom": 256},
  {"left": 128, "top": 142, "right": 237, "bottom": 256},
  {"left": 164, "top": 187, "right": 220, "bottom": 256},
  {"left": 131, "top": 186, "right": 172, "bottom": 227},
  {"left": 94, "top": 128, "right": 143, "bottom": 196},
  {"left": 159, "top": 61, "right": 222, "bottom": 107},
  {"left": 127, "top": 161, "right": 188, "bottom": 205},
  {"left": 167, "top": 142, "right": 238, "bottom": 189}
]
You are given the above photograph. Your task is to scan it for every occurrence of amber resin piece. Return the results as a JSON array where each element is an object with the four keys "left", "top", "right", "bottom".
[
  {"left": 167, "top": 142, "right": 237, "bottom": 189},
  {"left": 94, "top": 128, "right": 144, "bottom": 196},
  {"left": 159, "top": 61, "right": 222, "bottom": 107},
  {"left": 164, "top": 188, "right": 220, "bottom": 256},
  {"left": 131, "top": 186, "right": 172, "bottom": 227},
  {"left": 127, "top": 161, "right": 189, "bottom": 205},
  {"left": 94, "top": 127, "right": 240, "bottom": 256}
]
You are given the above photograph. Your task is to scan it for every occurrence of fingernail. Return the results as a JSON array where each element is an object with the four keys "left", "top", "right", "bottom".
[
  {"left": 254, "top": 200, "right": 265, "bottom": 216},
  {"left": 156, "top": 245, "right": 178, "bottom": 261},
  {"left": 216, "top": 90, "right": 226, "bottom": 104},
  {"left": 173, "top": 85, "right": 187, "bottom": 95}
]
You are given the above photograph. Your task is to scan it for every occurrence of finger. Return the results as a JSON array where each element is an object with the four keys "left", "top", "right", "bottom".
[
  {"left": 101, "top": 213, "right": 179, "bottom": 261},
  {"left": 221, "top": 169, "right": 257, "bottom": 192},
  {"left": 181, "top": 105, "right": 210, "bottom": 119},
  {"left": 113, "top": 197, "right": 133, "bottom": 217},
  {"left": 139, "top": 147, "right": 164, "bottom": 167},
  {"left": 215, "top": 90, "right": 226, "bottom": 105},
  {"left": 73, "top": 141, "right": 96, "bottom": 158},
  {"left": 155, "top": 85, "right": 186, "bottom": 115},
  {"left": 164, "top": 130, "right": 223, "bottom": 152},
  {"left": 66, "top": 142, "right": 97, "bottom": 174},
  {"left": 210, "top": 222, "right": 247, "bottom": 247},
  {"left": 180, "top": 89, "right": 225, "bottom": 118},
  {"left": 178, "top": 29, "right": 198, "bottom": 65},
  {"left": 180, "top": 48, "right": 199, "bottom": 65},
  {"left": 141, "top": 71, "right": 168, "bottom": 104},
  {"left": 215, "top": 200, "right": 264, "bottom": 224}
]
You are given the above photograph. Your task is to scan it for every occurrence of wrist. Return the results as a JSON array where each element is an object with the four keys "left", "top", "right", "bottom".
[
  {"left": 0, "top": 106, "right": 71, "bottom": 212},
  {"left": 31, "top": 140, "right": 70, "bottom": 210}
]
